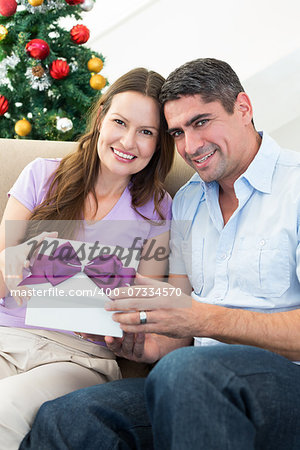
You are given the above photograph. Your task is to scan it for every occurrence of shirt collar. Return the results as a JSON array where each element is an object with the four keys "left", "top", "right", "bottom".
[
  {"left": 238, "top": 132, "right": 281, "bottom": 194},
  {"left": 183, "top": 132, "right": 281, "bottom": 195}
]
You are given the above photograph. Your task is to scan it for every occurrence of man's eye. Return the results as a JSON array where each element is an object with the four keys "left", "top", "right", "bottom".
[
  {"left": 114, "top": 119, "right": 125, "bottom": 126},
  {"left": 172, "top": 130, "right": 183, "bottom": 138},
  {"left": 141, "top": 129, "right": 153, "bottom": 135},
  {"left": 196, "top": 119, "right": 208, "bottom": 127}
]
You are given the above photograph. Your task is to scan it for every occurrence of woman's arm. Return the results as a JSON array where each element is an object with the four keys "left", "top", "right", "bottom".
[
  {"left": 137, "top": 230, "right": 170, "bottom": 282},
  {"left": 0, "top": 197, "right": 32, "bottom": 298}
]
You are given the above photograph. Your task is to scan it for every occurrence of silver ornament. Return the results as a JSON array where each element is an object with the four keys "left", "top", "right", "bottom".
[
  {"left": 56, "top": 117, "right": 73, "bottom": 133},
  {"left": 81, "top": 0, "right": 94, "bottom": 12}
]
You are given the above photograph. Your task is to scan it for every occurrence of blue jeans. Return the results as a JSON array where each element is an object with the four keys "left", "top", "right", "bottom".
[{"left": 20, "top": 345, "right": 300, "bottom": 450}]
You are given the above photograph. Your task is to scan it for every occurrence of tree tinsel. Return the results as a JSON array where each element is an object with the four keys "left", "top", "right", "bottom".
[{"left": 0, "top": 0, "right": 107, "bottom": 140}]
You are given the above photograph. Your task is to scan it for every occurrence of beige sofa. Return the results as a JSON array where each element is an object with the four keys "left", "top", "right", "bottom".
[
  {"left": 0, "top": 138, "right": 194, "bottom": 217},
  {"left": 0, "top": 138, "right": 195, "bottom": 377}
]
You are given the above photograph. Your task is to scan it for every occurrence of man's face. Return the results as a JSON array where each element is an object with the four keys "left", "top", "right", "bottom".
[{"left": 164, "top": 94, "right": 253, "bottom": 187}]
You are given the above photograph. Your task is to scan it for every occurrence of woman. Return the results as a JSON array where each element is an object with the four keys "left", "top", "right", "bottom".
[{"left": 0, "top": 67, "right": 174, "bottom": 448}]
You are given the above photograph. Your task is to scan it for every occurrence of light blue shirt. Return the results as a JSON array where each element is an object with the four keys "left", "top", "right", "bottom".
[{"left": 169, "top": 132, "right": 300, "bottom": 347}]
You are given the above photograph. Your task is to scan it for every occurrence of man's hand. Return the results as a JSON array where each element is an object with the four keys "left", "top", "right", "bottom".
[
  {"left": 73, "top": 330, "right": 163, "bottom": 364},
  {"left": 105, "top": 274, "right": 203, "bottom": 339},
  {"left": 105, "top": 332, "right": 161, "bottom": 364}
]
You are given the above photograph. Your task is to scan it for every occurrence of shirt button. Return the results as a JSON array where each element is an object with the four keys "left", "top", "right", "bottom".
[
  {"left": 259, "top": 239, "right": 266, "bottom": 247},
  {"left": 221, "top": 253, "right": 227, "bottom": 260}
]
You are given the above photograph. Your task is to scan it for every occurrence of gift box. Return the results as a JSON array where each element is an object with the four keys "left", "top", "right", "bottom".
[{"left": 20, "top": 237, "right": 139, "bottom": 337}]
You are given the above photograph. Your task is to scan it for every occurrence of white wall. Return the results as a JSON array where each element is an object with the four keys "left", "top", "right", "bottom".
[
  {"left": 83, "top": 0, "right": 300, "bottom": 81},
  {"left": 67, "top": 0, "right": 300, "bottom": 150}
]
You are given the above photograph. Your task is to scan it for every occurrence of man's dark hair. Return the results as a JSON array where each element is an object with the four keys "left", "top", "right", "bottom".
[{"left": 160, "top": 58, "right": 245, "bottom": 114}]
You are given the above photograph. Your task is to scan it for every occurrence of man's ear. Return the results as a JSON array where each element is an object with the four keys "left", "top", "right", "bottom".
[{"left": 235, "top": 92, "right": 253, "bottom": 124}]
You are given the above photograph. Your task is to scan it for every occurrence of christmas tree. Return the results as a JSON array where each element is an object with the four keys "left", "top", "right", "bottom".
[{"left": 0, "top": 0, "right": 107, "bottom": 140}]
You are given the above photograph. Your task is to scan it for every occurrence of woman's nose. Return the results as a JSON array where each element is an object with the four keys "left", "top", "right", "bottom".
[{"left": 120, "top": 129, "right": 136, "bottom": 150}]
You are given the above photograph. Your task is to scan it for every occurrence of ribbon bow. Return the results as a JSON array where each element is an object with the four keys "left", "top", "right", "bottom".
[{"left": 19, "top": 242, "right": 135, "bottom": 291}]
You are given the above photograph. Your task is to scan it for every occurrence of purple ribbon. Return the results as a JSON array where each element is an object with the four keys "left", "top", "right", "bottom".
[{"left": 19, "top": 241, "right": 135, "bottom": 291}]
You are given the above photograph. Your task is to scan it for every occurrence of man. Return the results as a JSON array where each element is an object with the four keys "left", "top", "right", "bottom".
[{"left": 20, "top": 58, "right": 300, "bottom": 450}]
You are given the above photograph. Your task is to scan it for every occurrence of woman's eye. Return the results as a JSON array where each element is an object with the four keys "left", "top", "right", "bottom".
[
  {"left": 114, "top": 119, "right": 125, "bottom": 126},
  {"left": 141, "top": 129, "right": 153, "bottom": 135}
]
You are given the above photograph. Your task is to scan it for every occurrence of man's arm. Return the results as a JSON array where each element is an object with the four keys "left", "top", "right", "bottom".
[
  {"left": 205, "top": 304, "right": 300, "bottom": 361},
  {"left": 107, "top": 277, "right": 300, "bottom": 362}
]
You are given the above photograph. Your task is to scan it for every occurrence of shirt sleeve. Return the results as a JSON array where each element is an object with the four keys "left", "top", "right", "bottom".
[
  {"left": 168, "top": 195, "right": 187, "bottom": 275},
  {"left": 168, "top": 176, "right": 203, "bottom": 275},
  {"left": 296, "top": 205, "right": 300, "bottom": 283},
  {"left": 8, "top": 158, "right": 59, "bottom": 211}
]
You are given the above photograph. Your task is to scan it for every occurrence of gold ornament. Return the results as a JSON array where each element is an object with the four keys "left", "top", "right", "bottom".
[
  {"left": 28, "top": 0, "right": 44, "bottom": 6},
  {"left": 32, "top": 65, "right": 45, "bottom": 78},
  {"left": 87, "top": 57, "right": 103, "bottom": 73},
  {"left": 0, "top": 25, "right": 8, "bottom": 42},
  {"left": 15, "top": 118, "right": 32, "bottom": 137},
  {"left": 90, "top": 74, "right": 106, "bottom": 90}
]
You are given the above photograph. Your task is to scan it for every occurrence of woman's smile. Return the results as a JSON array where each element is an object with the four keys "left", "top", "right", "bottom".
[{"left": 111, "top": 147, "right": 137, "bottom": 162}]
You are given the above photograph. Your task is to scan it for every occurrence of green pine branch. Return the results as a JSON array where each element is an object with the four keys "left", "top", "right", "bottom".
[{"left": 0, "top": 0, "right": 105, "bottom": 141}]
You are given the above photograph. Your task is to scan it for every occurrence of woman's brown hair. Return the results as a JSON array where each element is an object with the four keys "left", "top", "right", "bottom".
[{"left": 27, "top": 68, "right": 175, "bottom": 237}]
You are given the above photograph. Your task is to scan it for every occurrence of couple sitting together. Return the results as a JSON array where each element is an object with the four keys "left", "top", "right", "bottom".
[{"left": 0, "top": 57, "right": 300, "bottom": 450}]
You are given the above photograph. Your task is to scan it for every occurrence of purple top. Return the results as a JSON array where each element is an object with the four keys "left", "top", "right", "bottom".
[{"left": 1, "top": 158, "right": 172, "bottom": 331}]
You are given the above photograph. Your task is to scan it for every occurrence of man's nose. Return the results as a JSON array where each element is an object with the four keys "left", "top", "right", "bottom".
[{"left": 185, "top": 131, "right": 205, "bottom": 155}]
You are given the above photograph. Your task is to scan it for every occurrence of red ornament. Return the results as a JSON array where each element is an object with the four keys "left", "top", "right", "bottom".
[
  {"left": 65, "top": 0, "right": 84, "bottom": 4},
  {"left": 49, "top": 60, "right": 70, "bottom": 80},
  {"left": 70, "top": 24, "right": 90, "bottom": 45},
  {"left": 0, "top": 0, "right": 17, "bottom": 17},
  {"left": 0, "top": 95, "right": 9, "bottom": 115},
  {"left": 26, "top": 39, "right": 50, "bottom": 60}
]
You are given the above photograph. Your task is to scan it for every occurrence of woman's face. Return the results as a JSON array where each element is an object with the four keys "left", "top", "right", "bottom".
[{"left": 97, "top": 91, "right": 160, "bottom": 181}]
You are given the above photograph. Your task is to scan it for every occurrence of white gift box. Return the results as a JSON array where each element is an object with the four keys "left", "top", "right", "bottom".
[
  {"left": 25, "top": 273, "right": 123, "bottom": 337},
  {"left": 24, "top": 237, "right": 139, "bottom": 337}
]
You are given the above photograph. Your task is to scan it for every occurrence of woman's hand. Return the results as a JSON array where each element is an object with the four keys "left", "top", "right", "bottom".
[{"left": 0, "top": 231, "right": 58, "bottom": 306}]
